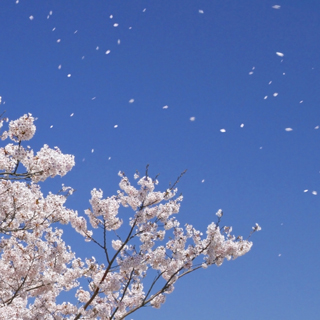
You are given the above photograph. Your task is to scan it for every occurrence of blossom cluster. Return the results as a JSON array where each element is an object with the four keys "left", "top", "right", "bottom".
[
  {"left": 0, "top": 114, "right": 75, "bottom": 182},
  {"left": 0, "top": 114, "right": 260, "bottom": 320}
]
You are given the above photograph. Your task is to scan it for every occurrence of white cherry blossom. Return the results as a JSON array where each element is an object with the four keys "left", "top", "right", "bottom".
[{"left": 0, "top": 114, "right": 259, "bottom": 320}]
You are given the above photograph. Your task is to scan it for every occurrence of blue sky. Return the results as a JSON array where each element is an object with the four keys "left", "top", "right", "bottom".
[{"left": 1, "top": 0, "right": 320, "bottom": 319}]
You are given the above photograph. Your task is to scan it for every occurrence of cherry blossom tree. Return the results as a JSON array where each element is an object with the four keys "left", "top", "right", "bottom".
[{"left": 0, "top": 113, "right": 260, "bottom": 319}]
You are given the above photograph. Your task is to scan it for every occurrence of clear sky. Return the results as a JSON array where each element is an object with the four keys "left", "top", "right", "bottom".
[{"left": 1, "top": 0, "right": 320, "bottom": 319}]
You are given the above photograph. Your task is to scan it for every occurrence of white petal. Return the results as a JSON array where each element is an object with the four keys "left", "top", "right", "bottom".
[{"left": 276, "top": 52, "right": 284, "bottom": 57}]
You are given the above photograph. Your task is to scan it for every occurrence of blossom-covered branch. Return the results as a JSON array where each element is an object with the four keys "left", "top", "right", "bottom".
[{"left": 0, "top": 113, "right": 260, "bottom": 319}]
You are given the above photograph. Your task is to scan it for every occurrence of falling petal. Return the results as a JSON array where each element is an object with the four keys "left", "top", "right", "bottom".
[
  {"left": 143, "top": 8, "right": 146, "bottom": 12},
  {"left": 74, "top": 30, "right": 78, "bottom": 34},
  {"left": 114, "top": 125, "right": 118, "bottom": 128},
  {"left": 52, "top": 27, "right": 56, "bottom": 31},
  {"left": 300, "top": 100, "right": 303, "bottom": 103},
  {"left": 163, "top": 105, "right": 168, "bottom": 109},
  {"left": 278, "top": 254, "right": 282, "bottom": 257},
  {"left": 201, "top": 179, "right": 205, "bottom": 183},
  {"left": 50, "top": 125, "right": 53, "bottom": 128},
  {"left": 276, "top": 52, "right": 284, "bottom": 57},
  {"left": 283, "top": 72, "right": 285, "bottom": 75},
  {"left": 303, "top": 189, "right": 308, "bottom": 193},
  {"left": 264, "top": 96, "right": 268, "bottom": 99},
  {"left": 108, "top": 157, "right": 111, "bottom": 160},
  {"left": 91, "top": 97, "right": 96, "bottom": 100},
  {"left": 57, "top": 39, "right": 61, "bottom": 43},
  {"left": 96, "top": 46, "right": 99, "bottom": 50},
  {"left": 199, "top": 9, "right": 204, "bottom": 14},
  {"left": 129, "top": 99, "right": 134, "bottom": 103},
  {"left": 249, "top": 71, "right": 254, "bottom": 75},
  {"left": 67, "top": 74, "right": 71, "bottom": 77},
  {"left": 312, "top": 191, "right": 317, "bottom": 195},
  {"left": 70, "top": 113, "right": 74, "bottom": 117},
  {"left": 314, "top": 126, "right": 319, "bottom": 129},
  {"left": 273, "top": 93, "right": 278, "bottom": 97},
  {"left": 272, "top": 5, "right": 281, "bottom": 9},
  {"left": 58, "top": 65, "right": 62, "bottom": 69},
  {"left": 29, "top": 15, "right": 34, "bottom": 20},
  {"left": 259, "top": 147, "right": 263, "bottom": 149},
  {"left": 117, "top": 39, "right": 121, "bottom": 45},
  {"left": 190, "top": 117, "right": 196, "bottom": 121},
  {"left": 91, "top": 149, "right": 94, "bottom": 153},
  {"left": 240, "top": 123, "right": 244, "bottom": 128},
  {"left": 110, "top": 15, "right": 113, "bottom": 19},
  {"left": 220, "top": 129, "right": 226, "bottom": 133},
  {"left": 113, "top": 23, "right": 119, "bottom": 27},
  {"left": 285, "top": 128, "right": 293, "bottom": 131},
  {"left": 106, "top": 50, "right": 111, "bottom": 54},
  {"left": 268, "top": 81, "right": 272, "bottom": 85}
]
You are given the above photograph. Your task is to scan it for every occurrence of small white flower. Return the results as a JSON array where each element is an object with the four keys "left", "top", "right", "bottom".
[
  {"left": 253, "top": 223, "right": 261, "bottom": 231},
  {"left": 216, "top": 209, "right": 223, "bottom": 218}
]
